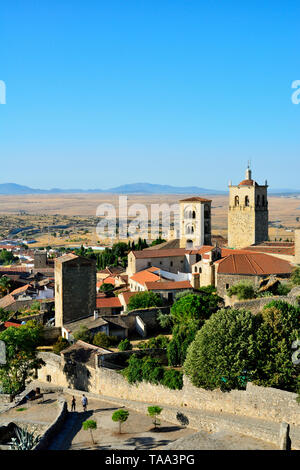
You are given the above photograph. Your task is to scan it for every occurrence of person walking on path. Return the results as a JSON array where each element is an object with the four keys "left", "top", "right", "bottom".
[
  {"left": 82, "top": 394, "right": 88, "bottom": 412},
  {"left": 71, "top": 396, "right": 76, "bottom": 412}
]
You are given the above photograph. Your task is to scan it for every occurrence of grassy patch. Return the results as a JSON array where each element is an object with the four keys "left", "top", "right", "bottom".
[{"left": 16, "top": 407, "right": 27, "bottom": 412}]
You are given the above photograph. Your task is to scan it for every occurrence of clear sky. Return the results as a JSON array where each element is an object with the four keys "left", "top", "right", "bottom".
[{"left": 1, "top": 0, "right": 300, "bottom": 190}]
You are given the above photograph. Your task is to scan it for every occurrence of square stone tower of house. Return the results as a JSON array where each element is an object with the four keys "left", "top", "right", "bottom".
[
  {"left": 228, "top": 165, "right": 268, "bottom": 249},
  {"left": 55, "top": 253, "right": 96, "bottom": 327},
  {"left": 179, "top": 197, "right": 212, "bottom": 249}
]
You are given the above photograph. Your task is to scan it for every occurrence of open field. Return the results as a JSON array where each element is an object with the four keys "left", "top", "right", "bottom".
[{"left": 0, "top": 193, "right": 300, "bottom": 245}]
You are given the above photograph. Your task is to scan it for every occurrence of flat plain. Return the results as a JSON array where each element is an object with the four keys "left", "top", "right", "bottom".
[{"left": 0, "top": 193, "right": 299, "bottom": 245}]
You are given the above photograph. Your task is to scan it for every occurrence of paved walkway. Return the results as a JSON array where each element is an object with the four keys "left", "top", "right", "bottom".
[
  {"left": 49, "top": 395, "right": 194, "bottom": 450},
  {"left": 4, "top": 382, "right": 298, "bottom": 450}
]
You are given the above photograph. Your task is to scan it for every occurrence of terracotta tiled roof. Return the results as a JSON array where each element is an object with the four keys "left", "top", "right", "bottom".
[
  {"left": 118, "top": 291, "right": 137, "bottom": 306},
  {"left": 216, "top": 252, "right": 292, "bottom": 276},
  {"left": 221, "top": 248, "right": 254, "bottom": 257},
  {"left": 132, "top": 246, "right": 214, "bottom": 259},
  {"left": 97, "top": 276, "right": 116, "bottom": 287},
  {"left": 188, "top": 246, "right": 215, "bottom": 255},
  {"left": 132, "top": 248, "right": 187, "bottom": 259},
  {"left": 242, "top": 245, "right": 295, "bottom": 256},
  {"left": 145, "top": 280, "right": 192, "bottom": 290},
  {"left": 0, "top": 294, "right": 16, "bottom": 309},
  {"left": 0, "top": 267, "right": 28, "bottom": 273},
  {"left": 96, "top": 297, "right": 122, "bottom": 309},
  {"left": 179, "top": 197, "right": 212, "bottom": 202},
  {"left": 10, "top": 284, "right": 32, "bottom": 296},
  {"left": 239, "top": 179, "right": 258, "bottom": 186},
  {"left": 4, "top": 321, "right": 22, "bottom": 328},
  {"left": 130, "top": 269, "right": 161, "bottom": 285}
]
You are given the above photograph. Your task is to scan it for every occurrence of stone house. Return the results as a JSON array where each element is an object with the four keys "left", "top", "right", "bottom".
[{"left": 215, "top": 251, "right": 293, "bottom": 298}]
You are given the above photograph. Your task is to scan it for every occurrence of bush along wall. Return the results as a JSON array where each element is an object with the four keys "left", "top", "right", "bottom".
[{"left": 121, "top": 354, "right": 183, "bottom": 390}]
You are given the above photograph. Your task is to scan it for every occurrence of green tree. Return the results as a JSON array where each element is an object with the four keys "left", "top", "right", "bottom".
[
  {"left": 167, "top": 321, "right": 199, "bottom": 366},
  {"left": 0, "top": 276, "right": 11, "bottom": 296},
  {"left": 166, "top": 290, "right": 222, "bottom": 366},
  {"left": 170, "top": 290, "right": 221, "bottom": 326},
  {"left": 148, "top": 406, "right": 163, "bottom": 429},
  {"left": 227, "top": 282, "right": 256, "bottom": 300},
  {"left": 73, "top": 325, "right": 93, "bottom": 344},
  {"left": 162, "top": 369, "right": 183, "bottom": 390},
  {"left": 112, "top": 409, "right": 129, "bottom": 433},
  {"left": 122, "top": 354, "right": 144, "bottom": 384},
  {"left": 99, "top": 283, "right": 114, "bottom": 295},
  {"left": 291, "top": 267, "right": 300, "bottom": 286},
  {"left": 150, "top": 237, "right": 166, "bottom": 247},
  {"left": 254, "top": 300, "right": 300, "bottom": 392},
  {"left": 0, "top": 250, "right": 17, "bottom": 266},
  {"left": 127, "top": 291, "right": 163, "bottom": 311},
  {"left": 118, "top": 338, "right": 132, "bottom": 351},
  {"left": 52, "top": 336, "right": 69, "bottom": 355},
  {"left": 0, "top": 324, "right": 44, "bottom": 394},
  {"left": 93, "top": 332, "right": 117, "bottom": 348},
  {"left": 138, "top": 335, "right": 170, "bottom": 350},
  {"left": 0, "top": 307, "right": 10, "bottom": 322},
  {"left": 82, "top": 419, "right": 97, "bottom": 445},
  {"left": 184, "top": 308, "right": 260, "bottom": 391}
]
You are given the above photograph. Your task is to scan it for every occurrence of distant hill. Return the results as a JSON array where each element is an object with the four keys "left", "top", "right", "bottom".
[
  {"left": 0, "top": 182, "right": 226, "bottom": 195},
  {"left": 0, "top": 182, "right": 299, "bottom": 196}
]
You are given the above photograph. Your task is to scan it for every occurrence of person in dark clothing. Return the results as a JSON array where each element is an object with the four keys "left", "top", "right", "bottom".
[{"left": 71, "top": 396, "right": 76, "bottom": 411}]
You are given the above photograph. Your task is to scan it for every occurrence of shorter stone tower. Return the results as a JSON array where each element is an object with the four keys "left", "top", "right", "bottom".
[
  {"left": 55, "top": 253, "right": 96, "bottom": 327},
  {"left": 179, "top": 197, "right": 212, "bottom": 249},
  {"left": 228, "top": 165, "right": 268, "bottom": 249},
  {"left": 34, "top": 251, "right": 47, "bottom": 269}
]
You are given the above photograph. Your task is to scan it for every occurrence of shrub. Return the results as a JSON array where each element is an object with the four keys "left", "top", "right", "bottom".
[
  {"left": 99, "top": 283, "right": 114, "bottom": 294},
  {"left": 30, "top": 301, "right": 41, "bottom": 311},
  {"left": 122, "top": 354, "right": 143, "bottom": 384},
  {"left": 93, "top": 332, "right": 118, "bottom": 348},
  {"left": 9, "top": 427, "right": 41, "bottom": 450},
  {"left": 148, "top": 366, "right": 165, "bottom": 385},
  {"left": 162, "top": 369, "right": 183, "bottom": 390},
  {"left": 73, "top": 325, "right": 92, "bottom": 343},
  {"left": 118, "top": 338, "right": 132, "bottom": 351},
  {"left": 275, "top": 283, "right": 292, "bottom": 296},
  {"left": 141, "top": 356, "right": 161, "bottom": 380},
  {"left": 167, "top": 321, "right": 198, "bottom": 366},
  {"left": 227, "top": 282, "right": 256, "bottom": 300},
  {"left": 127, "top": 291, "right": 163, "bottom": 311},
  {"left": 291, "top": 267, "right": 300, "bottom": 286},
  {"left": 170, "top": 291, "right": 221, "bottom": 325},
  {"left": 138, "top": 335, "right": 170, "bottom": 350},
  {"left": 53, "top": 336, "right": 70, "bottom": 355}
]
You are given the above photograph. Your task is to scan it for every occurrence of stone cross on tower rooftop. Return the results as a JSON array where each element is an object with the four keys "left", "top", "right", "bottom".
[{"left": 245, "top": 161, "right": 252, "bottom": 181}]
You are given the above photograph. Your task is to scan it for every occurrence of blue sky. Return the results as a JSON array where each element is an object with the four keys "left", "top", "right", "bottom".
[{"left": 1, "top": 0, "right": 300, "bottom": 190}]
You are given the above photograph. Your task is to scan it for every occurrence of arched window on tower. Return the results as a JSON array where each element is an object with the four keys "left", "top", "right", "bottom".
[
  {"left": 262, "top": 195, "right": 265, "bottom": 206},
  {"left": 192, "top": 210, "right": 196, "bottom": 219},
  {"left": 256, "top": 195, "right": 260, "bottom": 206},
  {"left": 245, "top": 196, "right": 249, "bottom": 207},
  {"left": 235, "top": 196, "right": 239, "bottom": 206}
]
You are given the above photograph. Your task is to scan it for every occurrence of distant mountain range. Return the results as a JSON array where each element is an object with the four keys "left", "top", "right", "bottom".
[
  {"left": 0, "top": 182, "right": 299, "bottom": 196},
  {"left": 0, "top": 182, "right": 227, "bottom": 195}
]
